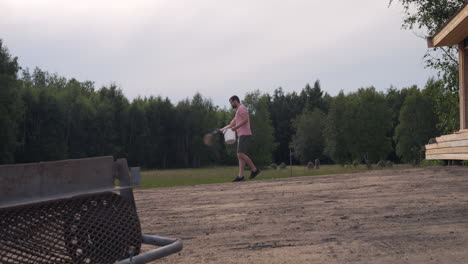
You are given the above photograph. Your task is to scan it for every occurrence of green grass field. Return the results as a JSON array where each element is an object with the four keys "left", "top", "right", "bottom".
[{"left": 139, "top": 164, "right": 412, "bottom": 188}]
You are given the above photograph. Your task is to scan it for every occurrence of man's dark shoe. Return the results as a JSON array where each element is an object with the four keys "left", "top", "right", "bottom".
[
  {"left": 249, "top": 169, "right": 261, "bottom": 179},
  {"left": 232, "top": 176, "right": 245, "bottom": 182}
]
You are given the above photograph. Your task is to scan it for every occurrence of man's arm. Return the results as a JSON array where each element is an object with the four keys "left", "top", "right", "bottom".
[
  {"left": 221, "top": 118, "right": 236, "bottom": 132},
  {"left": 232, "top": 111, "right": 248, "bottom": 131}
]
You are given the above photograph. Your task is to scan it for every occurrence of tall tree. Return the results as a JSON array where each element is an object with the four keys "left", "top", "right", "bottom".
[
  {"left": 423, "top": 77, "right": 459, "bottom": 134},
  {"left": 89, "top": 85, "right": 129, "bottom": 158},
  {"left": 243, "top": 90, "right": 276, "bottom": 167},
  {"left": 173, "top": 93, "right": 219, "bottom": 168},
  {"left": 389, "top": 0, "right": 465, "bottom": 132},
  {"left": 62, "top": 78, "right": 96, "bottom": 159},
  {"left": 292, "top": 109, "right": 326, "bottom": 164},
  {"left": 395, "top": 91, "right": 438, "bottom": 163},
  {"left": 188, "top": 93, "right": 219, "bottom": 167},
  {"left": 326, "top": 88, "right": 393, "bottom": 164},
  {"left": 145, "top": 96, "right": 175, "bottom": 168},
  {"left": 300, "top": 80, "right": 327, "bottom": 113},
  {"left": 385, "top": 85, "right": 420, "bottom": 162},
  {"left": 19, "top": 85, "right": 68, "bottom": 162},
  {"left": 269, "top": 87, "right": 303, "bottom": 163},
  {"left": 0, "top": 40, "right": 21, "bottom": 164},
  {"left": 346, "top": 88, "right": 393, "bottom": 163},
  {"left": 15, "top": 68, "right": 74, "bottom": 162},
  {"left": 324, "top": 92, "right": 352, "bottom": 164},
  {"left": 127, "top": 97, "right": 150, "bottom": 167}
]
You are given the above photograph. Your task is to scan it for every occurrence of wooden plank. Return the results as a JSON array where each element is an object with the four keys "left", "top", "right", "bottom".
[
  {"left": 426, "top": 146, "right": 468, "bottom": 155},
  {"left": 433, "top": 130, "right": 468, "bottom": 143},
  {"left": 461, "top": 40, "right": 468, "bottom": 129},
  {"left": 426, "top": 153, "right": 468, "bottom": 160},
  {"left": 425, "top": 139, "right": 468, "bottom": 149},
  {"left": 431, "top": 4, "right": 468, "bottom": 47}
]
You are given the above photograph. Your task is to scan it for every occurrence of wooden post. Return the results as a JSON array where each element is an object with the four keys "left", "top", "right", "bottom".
[
  {"left": 460, "top": 39, "right": 468, "bottom": 130},
  {"left": 289, "top": 147, "right": 292, "bottom": 177}
]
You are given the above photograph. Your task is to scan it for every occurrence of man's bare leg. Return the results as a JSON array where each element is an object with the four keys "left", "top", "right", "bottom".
[
  {"left": 238, "top": 152, "right": 257, "bottom": 172},
  {"left": 238, "top": 153, "right": 246, "bottom": 178}
]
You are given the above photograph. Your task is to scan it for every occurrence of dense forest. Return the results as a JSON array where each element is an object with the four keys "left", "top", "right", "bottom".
[{"left": 1, "top": 39, "right": 454, "bottom": 168}]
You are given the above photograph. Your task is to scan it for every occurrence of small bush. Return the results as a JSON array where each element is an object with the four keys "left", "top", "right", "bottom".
[
  {"left": 377, "top": 160, "right": 386, "bottom": 168},
  {"left": 386, "top": 160, "right": 393, "bottom": 167},
  {"left": 420, "top": 159, "right": 445, "bottom": 167},
  {"left": 314, "top": 159, "right": 320, "bottom": 169},
  {"left": 270, "top": 163, "right": 278, "bottom": 169},
  {"left": 307, "top": 161, "right": 314, "bottom": 169},
  {"left": 279, "top": 162, "right": 287, "bottom": 169},
  {"left": 352, "top": 160, "right": 360, "bottom": 168}
]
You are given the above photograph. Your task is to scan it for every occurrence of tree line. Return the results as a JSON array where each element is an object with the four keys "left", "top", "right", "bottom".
[
  {"left": 2, "top": 1, "right": 464, "bottom": 168},
  {"left": 1, "top": 39, "right": 451, "bottom": 168}
]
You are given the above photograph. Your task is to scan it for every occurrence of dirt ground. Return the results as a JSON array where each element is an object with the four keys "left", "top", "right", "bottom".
[{"left": 135, "top": 166, "right": 468, "bottom": 263}]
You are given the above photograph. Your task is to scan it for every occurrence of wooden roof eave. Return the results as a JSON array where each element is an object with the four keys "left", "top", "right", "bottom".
[{"left": 427, "top": 2, "right": 468, "bottom": 48}]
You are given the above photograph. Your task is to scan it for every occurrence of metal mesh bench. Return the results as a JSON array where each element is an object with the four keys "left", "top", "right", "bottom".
[{"left": 0, "top": 156, "right": 182, "bottom": 264}]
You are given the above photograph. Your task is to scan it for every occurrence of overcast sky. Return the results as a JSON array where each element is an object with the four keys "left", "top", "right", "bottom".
[{"left": 1, "top": 0, "right": 435, "bottom": 107}]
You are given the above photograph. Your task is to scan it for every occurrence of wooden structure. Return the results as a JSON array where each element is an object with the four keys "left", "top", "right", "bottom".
[{"left": 425, "top": 2, "right": 468, "bottom": 160}]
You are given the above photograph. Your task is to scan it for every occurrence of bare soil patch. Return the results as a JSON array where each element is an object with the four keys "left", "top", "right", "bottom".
[{"left": 135, "top": 166, "right": 468, "bottom": 263}]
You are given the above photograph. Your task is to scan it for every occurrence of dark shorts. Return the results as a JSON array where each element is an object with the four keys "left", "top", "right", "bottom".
[{"left": 237, "top": 135, "right": 252, "bottom": 154}]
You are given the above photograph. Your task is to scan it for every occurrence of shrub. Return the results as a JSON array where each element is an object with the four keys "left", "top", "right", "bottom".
[
  {"left": 270, "top": 163, "right": 278, "bottom": 169},
  {"left": 352, "top": 160, "right": 360, "bottom": 168},
  {"left": 307, "top": 161, "right": 314, "bottom": 169},
  {"left": 420, "top": 159, "right": 445, "bottom": 167},
  {"left": 386, "top": 160, "right": 393, "bottom": 167},
  {"left": 377, "top": 160, "right": 386, "bottom": 168},
  {"left": 279, "top": 162, "right": 287, "bottom": 169}
]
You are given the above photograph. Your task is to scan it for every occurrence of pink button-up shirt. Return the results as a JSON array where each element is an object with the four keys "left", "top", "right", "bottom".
[{"left": 235, "top": 105, "right": 252, "bottom": 137}]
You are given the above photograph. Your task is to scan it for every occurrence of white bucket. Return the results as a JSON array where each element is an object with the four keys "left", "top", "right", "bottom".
[{"left": 223, "top": 129, "right": 236, "bottom": 144}]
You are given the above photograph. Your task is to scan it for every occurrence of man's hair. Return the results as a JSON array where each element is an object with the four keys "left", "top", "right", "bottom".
[{"left": 229, "top": 95, "right": 240, "bottom": 103}]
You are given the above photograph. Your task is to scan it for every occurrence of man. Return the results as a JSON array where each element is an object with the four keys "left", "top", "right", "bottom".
[{"left": 221, "top": 95, "right": 261, "bottom": 182}]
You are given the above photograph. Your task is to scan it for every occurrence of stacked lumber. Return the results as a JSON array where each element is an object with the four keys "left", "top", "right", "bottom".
[{"left": 425, "top": 130, "right": 468, "bottom": 160}]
